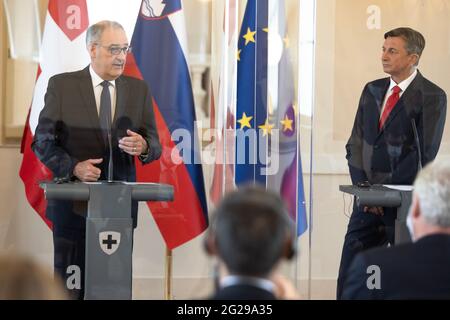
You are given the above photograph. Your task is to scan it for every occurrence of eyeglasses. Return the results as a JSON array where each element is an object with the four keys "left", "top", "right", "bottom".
[{"left": 97, "top": 44, "right": 132, "bottom": 55}]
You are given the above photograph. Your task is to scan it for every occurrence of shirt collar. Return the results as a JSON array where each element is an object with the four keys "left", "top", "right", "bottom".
[
  {"left": 388, "top": 68, "right": 417, "bottom": 93},
  {"left": 89, "top": 65, "right": 116, "bottom": 88},
  {"left": 220, "top": 275, "right": 275, "bottom": 293}
]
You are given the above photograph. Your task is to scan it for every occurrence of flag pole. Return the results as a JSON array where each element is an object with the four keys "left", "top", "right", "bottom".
[{"left": 164, "top": 247, "right": 173, "bottom": 300}]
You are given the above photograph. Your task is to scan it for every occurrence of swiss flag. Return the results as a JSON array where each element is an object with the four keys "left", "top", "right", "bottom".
[
  {"left": 48, "top": 0, "right": 89, "bottom": 41},
  {"left": 19, "top": 0, "right": 90, "bottom": 228}
]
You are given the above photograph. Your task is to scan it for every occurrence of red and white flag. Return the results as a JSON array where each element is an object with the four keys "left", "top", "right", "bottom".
[
  {"left": 19, "top": 0, "right": 141, "bottom": 227},
  {"left": 19, "top": 0, "right": 90, "bottom": 227},
  {"left": 209, "top": 0, "right": 237, "bottom": 205}
]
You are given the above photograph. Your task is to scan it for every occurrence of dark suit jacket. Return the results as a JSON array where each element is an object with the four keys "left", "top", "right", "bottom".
[
  {"left": 342, "top": 234, "right": 450, "bottom": 299},
  {"left": 32, "top": 66, "right": 161, "bottom": 229},
  {"left": 346, "top": 71, "right": 446, "bottom": 185},
  {"left": 210, "top": 284, "right": 277, "bottom": 300}
]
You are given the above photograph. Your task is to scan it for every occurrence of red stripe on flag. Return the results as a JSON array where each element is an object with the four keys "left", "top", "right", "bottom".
[
  {"left": 20, "top": 111, "right": 31, "bottom": 154},
  {"left": 136, "top": 101, "right": 208, "bottom": 249},
  {"left": 126, "top": 53, "right": 207, "bottom": 249},
  {"left": 209, "top": 127, "right": 235, "bottom": 206},
  {"left": 20, "top": 0, "right": 88, "bottom": 229},
  {"left": 19, "top": 126, "right": 53, "bottom": 228},
  {"left": 36, "top": 65, "right": 42, "bottom": 81},
  {"left": 123, "top": 53, "right": 144, "bottom": 80}
]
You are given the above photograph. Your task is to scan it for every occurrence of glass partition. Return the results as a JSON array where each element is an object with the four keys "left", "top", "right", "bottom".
[{"left": 207, "top": 0, "right": 314, "bottom": 299}]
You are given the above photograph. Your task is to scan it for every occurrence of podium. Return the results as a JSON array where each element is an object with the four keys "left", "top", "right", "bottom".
[
  {"left": 40, "top": 181, "right": 174, "bottom": 300},
  {"left": 339, "top": 185, "right": 412, "bottom": 244}
]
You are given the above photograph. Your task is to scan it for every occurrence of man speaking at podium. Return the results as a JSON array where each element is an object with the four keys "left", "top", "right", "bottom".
[
  {"left": 337, "top": 27, "right": 447, "bottom": 299},
  {"left": 32, "top": 21, "right": 161, "bottom": 299}
]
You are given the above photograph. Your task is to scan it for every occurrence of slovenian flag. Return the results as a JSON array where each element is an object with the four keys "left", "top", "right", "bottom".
[{"left": 124, "top": 0, "right": 208, "bottom": 249}]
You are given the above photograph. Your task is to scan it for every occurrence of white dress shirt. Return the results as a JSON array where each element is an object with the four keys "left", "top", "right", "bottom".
[
  {"left": 89, "top": 65, "right": 117, "bottom": 120},
  {"left": 220, "top": 275, "right": 275, "bottom": 293},
  {"left": 380, "top": 69, "right": 417, "bottom": 118}
]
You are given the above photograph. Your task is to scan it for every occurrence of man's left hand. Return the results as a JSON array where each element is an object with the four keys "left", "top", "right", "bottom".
[{"left": 119, "top": 129, "right": 148, "bottom": 156}]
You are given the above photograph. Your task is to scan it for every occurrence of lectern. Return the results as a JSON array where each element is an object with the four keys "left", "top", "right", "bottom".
[
  {"left": 339, "top": 185, "right": 412, "bottom": 244},
  {"left": 40, "top": 181, "right": 174, "bottom": 300}
]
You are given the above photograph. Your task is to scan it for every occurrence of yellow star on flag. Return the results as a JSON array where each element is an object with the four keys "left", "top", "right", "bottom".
[
  {"left": 243, "top": 27, "right": 256, "bottom": 45},
  {"left": 237, "top": 112, "right": 253, "bottom": 129},
  {"left": 263, "top": 27, "right": 269, "bottom": 33},
  {"left": 280, "top": 115, "right": 294, "bottom": 132},
  {"left": 237, "top": 49, "right": 242, "bottom": 61},
  {"left": 258, "top": 119, "right": 274, "bottom": 136}
]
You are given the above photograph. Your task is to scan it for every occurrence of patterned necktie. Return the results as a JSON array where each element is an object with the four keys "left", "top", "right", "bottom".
[
  {"left": 99, "top": 80, "right": 113, "bottom": 181},
  {"left": 379, "top": 85, "right": 401, "bottom": 129}
]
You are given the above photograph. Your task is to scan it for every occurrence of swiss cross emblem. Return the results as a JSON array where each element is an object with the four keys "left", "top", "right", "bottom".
[{"left": 99, "top": 231, "right": 121, "bottom": 255}]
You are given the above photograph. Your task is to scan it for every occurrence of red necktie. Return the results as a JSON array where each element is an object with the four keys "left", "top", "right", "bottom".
[{"left": 379, "top": 85, "right": 401, "bottom": 129}]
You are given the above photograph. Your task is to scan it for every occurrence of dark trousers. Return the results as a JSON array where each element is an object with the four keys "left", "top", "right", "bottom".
[
  {"left": 53, "top": 223, "right": 86, "bottom": 300},
  {"left": 336, "top": 204, "right": 395, "bottom": 299}
]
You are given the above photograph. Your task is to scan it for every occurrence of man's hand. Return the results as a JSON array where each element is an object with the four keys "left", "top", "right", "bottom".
[
  {"left": 73, "top": 158, "right": 103, "bottom": 182},
  {"left": 363, "top": 206, "right": 384, "bottom": 216},
  {"left": 119, "top": 129, "right": 148, "bottom": 156}
]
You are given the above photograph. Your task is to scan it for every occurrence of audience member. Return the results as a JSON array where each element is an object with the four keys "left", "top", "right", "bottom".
[
  {"left": 204, "top": 186, "right": 300, "bottom": 300},
  {"left": 342, "top": 161, "right": 450, "bottom": 299}
]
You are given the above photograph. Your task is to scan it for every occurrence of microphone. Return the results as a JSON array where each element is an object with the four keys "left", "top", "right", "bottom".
[
  {"left": 106, "top": 110, "right": 113, "bottom": 183},
  {"left": 107, "top": 129, "right": 113, "bottom": 182},
  {"left": 411, "top": 118, "right": 422, "bottom": 172},
  {"left": 53, "top": 176, "right": 70, "bottom": 184}
]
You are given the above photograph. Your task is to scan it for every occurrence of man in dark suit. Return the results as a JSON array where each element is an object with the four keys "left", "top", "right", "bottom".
[
  {"left": 32, "top": 20, "right": 161, "bottom": 299},
  {"left": 342, "top": 161, "right": 450, "bottom": 299},
  {"left": 337, "top": 27, "right": 447, "bottom": 299},
  {"left": 204, "top": 186, "right": 299, "bottom": 300}
]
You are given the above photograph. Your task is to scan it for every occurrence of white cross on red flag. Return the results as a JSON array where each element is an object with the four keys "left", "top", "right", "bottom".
[{"left": 19, "top": 0, "right": 90, "bottom": 227}]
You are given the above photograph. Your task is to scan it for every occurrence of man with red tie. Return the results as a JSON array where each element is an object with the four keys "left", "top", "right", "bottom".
[{"left": 337, "top": 27, "right": 447, "bottom": 299}]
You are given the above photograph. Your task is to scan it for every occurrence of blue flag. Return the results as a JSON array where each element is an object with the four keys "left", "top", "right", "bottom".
[
  {"left": 235, "top": 0, "right": 268, "bottom": 185},
  {"left": 124, "top": 0, "right": 208, "bottom": 249},
  {"left": 234, "top": 0, "right": 307, "bottom": 236}
]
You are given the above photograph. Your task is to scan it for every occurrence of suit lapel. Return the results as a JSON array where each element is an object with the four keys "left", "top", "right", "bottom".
[
  {"left": 113, "top": 75, "right": 129, "bottom": 127},
  {"left": 374, "top": 80, "right": 390, "bottom": 117},
  {"left": 78, "top": 66, "right": 105, "bottom": 148},
  {"left": 370, "top": 79, "right": 389, "bottom": 140},
  {"left": 380, "top": 72, "right": 423, "bottom": 132},
  {"left": 368, "top": 78, "right": 389, "bottom": 122}
]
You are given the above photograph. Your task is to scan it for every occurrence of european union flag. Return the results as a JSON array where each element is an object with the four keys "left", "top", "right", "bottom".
[
  {"left": 235, "top": 0, "right": 269, "bottom": 185},
  {"left": 235, "top": 0, "right": 307, "bottom": 236}
]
